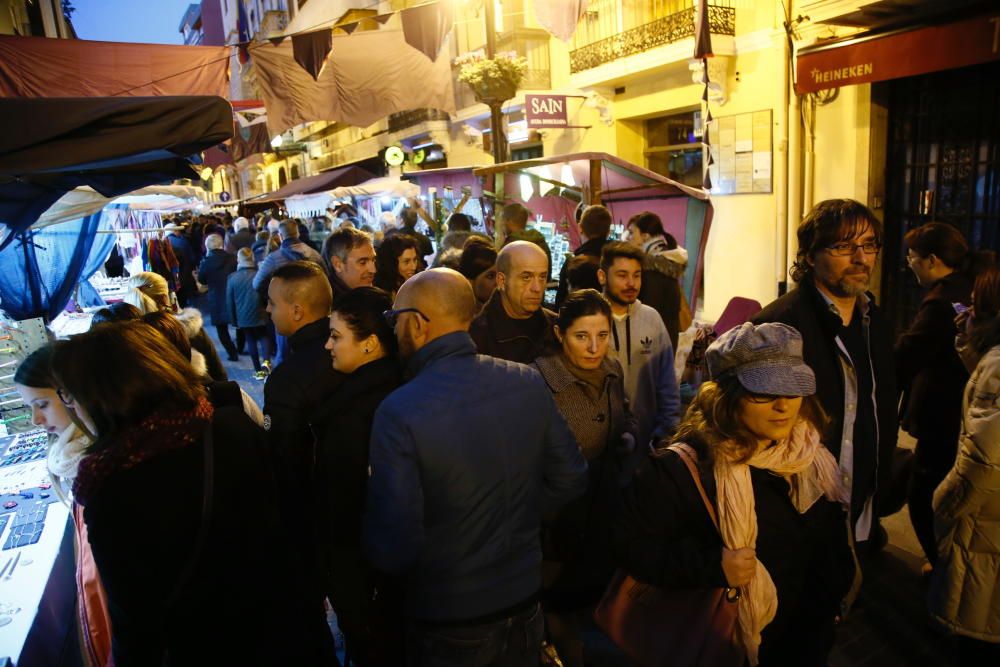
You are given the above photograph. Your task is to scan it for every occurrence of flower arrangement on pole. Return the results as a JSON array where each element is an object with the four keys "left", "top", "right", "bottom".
[{"left": 454, "top": 50, "right": 528, "bottom": 105}]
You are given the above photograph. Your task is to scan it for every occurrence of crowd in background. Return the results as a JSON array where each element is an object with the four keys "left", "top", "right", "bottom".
[{"left": 11, "top": 197, "right": 1000, "bottom": 667}]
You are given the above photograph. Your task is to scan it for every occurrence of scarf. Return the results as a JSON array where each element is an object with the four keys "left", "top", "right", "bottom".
[
  {"left": 73, "top": 397, "right": 214, "bottom": 506},
  {"left": 47, "top": 423, "right": 92, "bottom": 506},
  {"left": 559, "top": 352, "right": 610, "bottom": 393},
  {"left": 713, "top": 420, "right": 848, "bottom": 665}
]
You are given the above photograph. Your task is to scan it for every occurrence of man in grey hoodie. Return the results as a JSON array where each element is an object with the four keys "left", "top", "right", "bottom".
[{"left": 598, "top": 242, "right": 681, "bottom": 449}]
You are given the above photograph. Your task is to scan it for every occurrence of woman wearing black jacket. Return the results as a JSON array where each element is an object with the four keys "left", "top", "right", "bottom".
[
  {"left": 49, "top": 322, "right": 337, "bottom": 666},
  {"left": 896, "top": 222, "right": 991, "bottom": 568},
  {"left": 312, "top": 286, "right": 403, "bottom": 666},
  {"left": 614, "top": 322, "right": 855, "bottom": 666}
]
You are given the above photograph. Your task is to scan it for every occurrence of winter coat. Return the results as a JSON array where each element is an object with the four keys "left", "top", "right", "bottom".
[
  {"left": 251, "top": 238, "right": 325, "bottom": 293},
  {"left": 606, "top": 299, "right": 681, "bottom": 448},
  {"left": 614, "top": 439, "right": 855, "bottom": 665},
  {"left": 251, "top": 239, "right": 269, "bottom": 266},
  {"left": 225, "top": 228, "right": 255, "bottom": 254},
  {"left": 753, "top": 279, "right": 899, "bottom": 521},
  {"left": 197, "top": 249, "right": 237, "bottom": 325},
  {"left": 310, "top": 356, "right": 403, "bottom": 647},
  {"left": 82, "top": 405, "right": 336, "bottom": 665},
  {"left": 930, "top": 345, "right": 1000, "bottom": 642},
  {"left": 554, "top": 236, "right": 610, "bottom": 308},
  {"left": 638, "top": 240, "right": 688, "bottom": 350},
  {"left": 226, "top": 267, "right": 266, "bottom": 328},
  {"left": 895, "top": 271, "right": 972, "bottom": 441},
  {"left": 363, "top": 332, "right": 588, "bottom": 622},
  {"left": 469, "top": 290, "right": 558, "bottom": 364},
  {"left": 175, "top": 308, "right": 227, "bottom": 382},
  {"left": 532, "top": 354, "right": 638, "bottom": 609},
  {"left": 263, "top": 318, "right": 343, "bottom": 592}
]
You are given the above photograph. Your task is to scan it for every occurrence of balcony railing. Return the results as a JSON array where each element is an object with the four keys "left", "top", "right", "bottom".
[
  {"left": 570, "top": 0, "right": 735, "bottom": 73},
  {"left": 387, "top": 108, "right": 451, "bottom": 133},
  {"left": 453, "top": 28, "right": 552, "bottom": 110}
]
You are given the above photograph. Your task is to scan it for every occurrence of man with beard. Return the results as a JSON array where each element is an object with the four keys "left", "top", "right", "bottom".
[
  {"left": 365, "top": 268, "right": 587, "bottom": 667},
  {"left": 469, "top": 241, "right": 557, "bottom": 363},
  {"left": 598, "top": 242, "right": 680, "bottom": 450},
  {"left": 754, "top": 199, "right": 898, "bottom": 552}
]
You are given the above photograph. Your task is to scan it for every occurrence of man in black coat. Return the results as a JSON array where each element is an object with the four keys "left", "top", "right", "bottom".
[
  {"left": 196, "top": 233, "right": 239, "bottom": 361},
  {"left": 554, "top": 204, "right": 613, "bottom": 308},
  {"left": 754, "top": 199, "right": 898, "bottom": 551},
  {"left": 264, "top": 261, "right": 343, "bottom": 598}
]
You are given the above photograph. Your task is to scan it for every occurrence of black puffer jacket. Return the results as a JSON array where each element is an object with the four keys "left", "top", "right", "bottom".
[{"left": 197, "top": 249, "right": 236, "bottom": 325}]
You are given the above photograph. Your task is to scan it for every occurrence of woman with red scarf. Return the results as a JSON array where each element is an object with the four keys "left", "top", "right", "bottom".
[{"left": 50, "top": 322, "right": 338, "bottom": 666}]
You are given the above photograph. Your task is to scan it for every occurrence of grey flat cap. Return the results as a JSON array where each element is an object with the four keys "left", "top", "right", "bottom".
[{"left": 706, "top": 321, "right": 816, "bottom": 396}]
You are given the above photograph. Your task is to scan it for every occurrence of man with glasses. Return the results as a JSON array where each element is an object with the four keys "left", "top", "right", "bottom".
[
  {"left": 754, "top": 199, "right": 898, "bottom": 553},
  {"left": 469, "top": 241, "right": 557, "bottom": 363},
  {"left": 365, "top": 268, "right": 587, "bottom": 667}
]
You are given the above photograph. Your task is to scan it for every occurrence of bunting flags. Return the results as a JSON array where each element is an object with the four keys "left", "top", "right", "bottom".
[
  {"left": 237, "top": 0, "right": 252, "bottom": 64},
  {"left": 292, "top": 29, "right": 333, "bottom": 81},
  {"left": 695, "top": 0, "right": 714, "bottom": 191},
  {"left": 532, "top": 0, "right": 589, "bottom": 42},
  {"left": 400, "top": 2, "right": 455, "bottom": 63}
]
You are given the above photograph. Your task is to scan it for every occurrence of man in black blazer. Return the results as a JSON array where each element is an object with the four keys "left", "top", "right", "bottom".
[{"left": 754, "top": 199, "right": 898, "bottom": 552}]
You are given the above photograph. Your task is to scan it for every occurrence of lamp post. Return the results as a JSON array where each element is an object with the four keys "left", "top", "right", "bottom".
[{"left": 483, "top": 0, "right": 507, "bottom": 165}]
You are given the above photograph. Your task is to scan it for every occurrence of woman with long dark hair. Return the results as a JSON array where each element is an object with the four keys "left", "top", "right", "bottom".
[
  {"left": 49, "top": 322, "right": 337, "bottom": 666},
  {"left": 312, "top": 286, "right": 403, "bottom": 666},
  {"left": 531, "top": 289, "right": 636, "bottom": 666},
  {"left": 896, "top": 222, "right": 993, "bottom": 570},
  {"left": 930, "top": 263, "right": 1000, "bottom": 665},
  {"left": 14, "top": 345, "right": 113, "bottom": 667},
  {"left": 373, "top": 233, "right": 419, "bottom": 298},
  {"left": 613, "top": 322, "right": 855, "bottom": 666}
]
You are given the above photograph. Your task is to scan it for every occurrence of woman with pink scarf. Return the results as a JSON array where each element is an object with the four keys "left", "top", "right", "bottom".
[{"left": 613, "top": 322, "right": 857, "bottom": 666}]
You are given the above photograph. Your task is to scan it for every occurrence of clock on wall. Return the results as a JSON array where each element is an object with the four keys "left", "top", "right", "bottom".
[{"left": 384, "top": 146, "right": 405, "bottom": 166}]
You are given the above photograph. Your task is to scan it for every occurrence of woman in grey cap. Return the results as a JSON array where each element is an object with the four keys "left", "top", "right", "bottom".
[{"left": 613, "top": 322, "right": 855, "bottom": 666}]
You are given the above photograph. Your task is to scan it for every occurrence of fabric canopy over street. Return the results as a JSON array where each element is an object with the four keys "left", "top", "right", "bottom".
[
  {"left": 31, "top": 185, "right": 209, "bottom": 231},
  {"left": 251, "top": 27, "right": 456, "bottom": 133},
  {"left": 256, "top": 165, "right": 376, "bottom": 203},
  {"left": 0, "top": 35, "right": 230, "bottom": 97},
  {"left": 283, "top": 176, "right": 421, "bottom": 218},
  {"left": 0, "top": 96, "right": 233, "bottom": 249}
]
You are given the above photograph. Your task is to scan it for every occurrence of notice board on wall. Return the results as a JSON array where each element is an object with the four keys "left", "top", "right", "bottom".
[{"left": 706, "top": 109, "right": 772, "bottom": 195}]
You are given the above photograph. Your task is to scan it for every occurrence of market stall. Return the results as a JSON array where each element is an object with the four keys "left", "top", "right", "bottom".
[{"left": 473, "top": 152, "right": 712, "bottom": 312}]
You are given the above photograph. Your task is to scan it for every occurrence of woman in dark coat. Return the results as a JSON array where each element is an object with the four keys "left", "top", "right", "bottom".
[
  {"left": 196, "top": 233, "right": 238, "bottom": 361},
  {"left": 531, "top": 289, "right": 637, "bottom": 667},
  {"left": 50, "top": 322, "right": 337, "bottom": 666},
  {"left": 895, "top": 222, "right": 991, "bottom": 568},
  {"left": 311, "top": 286, "right": 403, "bottom": 666},
  {"left": 614, "top": 322, "right": 855, "bottom": 667}
]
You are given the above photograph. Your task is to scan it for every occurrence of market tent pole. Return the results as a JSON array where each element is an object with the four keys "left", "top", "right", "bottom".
[{"left": 589, "top": 159, "right": 602, "bottom": 205}]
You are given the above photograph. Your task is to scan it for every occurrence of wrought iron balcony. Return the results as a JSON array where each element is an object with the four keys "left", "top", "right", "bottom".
[
  {"left": 570, "top": 1, "right": 735, "bottom": 74},
  {"left": 387, "top": 108, "right": 451, "bottom": 133}
]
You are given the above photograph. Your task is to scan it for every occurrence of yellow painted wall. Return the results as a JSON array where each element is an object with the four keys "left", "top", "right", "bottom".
[{"left": 811, "top": 83, "right": 872, "bottom": 207}]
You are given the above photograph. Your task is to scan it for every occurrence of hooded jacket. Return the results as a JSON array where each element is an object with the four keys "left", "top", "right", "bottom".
[
  {"left": 929, "top": 345, "right": 1000, "bottom": 641},
  {"left": 606, "top": 299, "right": 680, "bottom": 448},
  {"left": 638, "top": 238, "right": 689, "bottom": 350}
]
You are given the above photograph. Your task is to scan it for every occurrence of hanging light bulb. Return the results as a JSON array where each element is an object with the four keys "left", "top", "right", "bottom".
[
  {"left": 270, "top": 134, "right": 284, "bottom": 148},
  {"left": 519, "top": 174, "right": 534, "bottom": 202},
  {"left": 535, "top": 166, "right": 554, "bottom": 196}
]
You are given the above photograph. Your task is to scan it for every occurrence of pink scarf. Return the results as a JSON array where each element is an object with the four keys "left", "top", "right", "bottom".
[{"left": 713, "top": 420, "right": 848, "bottom": 665}]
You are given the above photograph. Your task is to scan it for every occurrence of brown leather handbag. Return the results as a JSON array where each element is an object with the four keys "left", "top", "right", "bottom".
[{"left": 593, "top": 443, "right": 743, "bottom": 667}]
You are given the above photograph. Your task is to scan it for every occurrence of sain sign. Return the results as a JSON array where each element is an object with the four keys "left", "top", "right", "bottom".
[{"left": 526, "top": 94, "right": 568, "bottom": 128}]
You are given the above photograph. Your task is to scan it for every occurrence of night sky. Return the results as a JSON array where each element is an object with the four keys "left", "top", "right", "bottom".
[{"left": 71, "top": 0, "right": 196, "bottom": 45}]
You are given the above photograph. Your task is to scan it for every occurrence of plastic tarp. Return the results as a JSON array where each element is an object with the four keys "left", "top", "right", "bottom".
[
  {"left": 284, "top": 178, "right": 420, "bottom": 218},
  {"left": 0, "top": 35, "right": 230, "bottom": 97},
  {"left": 255, "top": 165, "right": 375, "bottom": 203},
  {"left": 0, "top": 96, "right": 233, "bottom": 249},
  {"left": 32, "top": 185, "right": 208, "bottom": 230}
]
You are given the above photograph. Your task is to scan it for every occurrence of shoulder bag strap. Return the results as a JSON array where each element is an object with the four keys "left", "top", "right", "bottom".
[
  {"left": 668, "top": 442, "right": 720, "bottom": 532},
  {"left": 164, "top": 422, "right": 215, "bottom": 610}
]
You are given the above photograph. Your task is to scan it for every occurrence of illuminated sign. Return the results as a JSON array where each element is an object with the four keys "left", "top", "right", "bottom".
[{"left": 525, "top": 94, "right": 568, "bottom": 128}]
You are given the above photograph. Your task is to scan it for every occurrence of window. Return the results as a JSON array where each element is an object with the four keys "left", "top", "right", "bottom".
[
  {"left": 644, "top": 110, "right": 703, "bottom": 187},
  {"left": 511, "top": 144, "right": 543, "bottom": 161}
]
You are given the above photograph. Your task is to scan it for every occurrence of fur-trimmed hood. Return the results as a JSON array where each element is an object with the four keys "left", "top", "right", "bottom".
[
  {"left": 174, "top": 307, "right": 204, "bottom": 339},
  {"left": 191, "top": 348, "right": 208, "bottom": 377}
]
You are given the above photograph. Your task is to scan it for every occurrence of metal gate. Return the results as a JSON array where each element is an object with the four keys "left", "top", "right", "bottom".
[{"left": 881, "top": 59, "right": 1000, "bottom": 338}]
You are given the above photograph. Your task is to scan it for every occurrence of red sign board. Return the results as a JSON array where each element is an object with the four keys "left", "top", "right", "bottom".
[
  {"left": 525, "top": 94, "right": 568, "bottom": 128},
  {"left": 796, "top": 13, "right": 1000, "bottom": 94}
]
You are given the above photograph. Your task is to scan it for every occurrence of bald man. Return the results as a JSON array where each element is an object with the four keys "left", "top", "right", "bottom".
[
  {"left": 364, "top": 269, "right": 587, "bottom": 665},
  {"left": 469, "top": 241, "right": 557, "bottom": 364},
  {"left": 264, "top": 261, "right": 342, "bottom": 606}
]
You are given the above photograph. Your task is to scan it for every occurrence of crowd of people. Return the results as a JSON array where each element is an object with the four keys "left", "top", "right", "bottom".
[{"left": 13, "top": 197, "right": 1000, "bottom": 666}]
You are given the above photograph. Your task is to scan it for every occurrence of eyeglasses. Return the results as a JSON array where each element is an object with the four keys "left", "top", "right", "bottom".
[
  {"left": 825, "top": 240, "right": 882, "bottom": 256},
  {"left": 744, "top": 393, "right": 795, "bottom": 404},
  {"left": 383, "top": 308, "right": 430, "bottom": 329}
]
